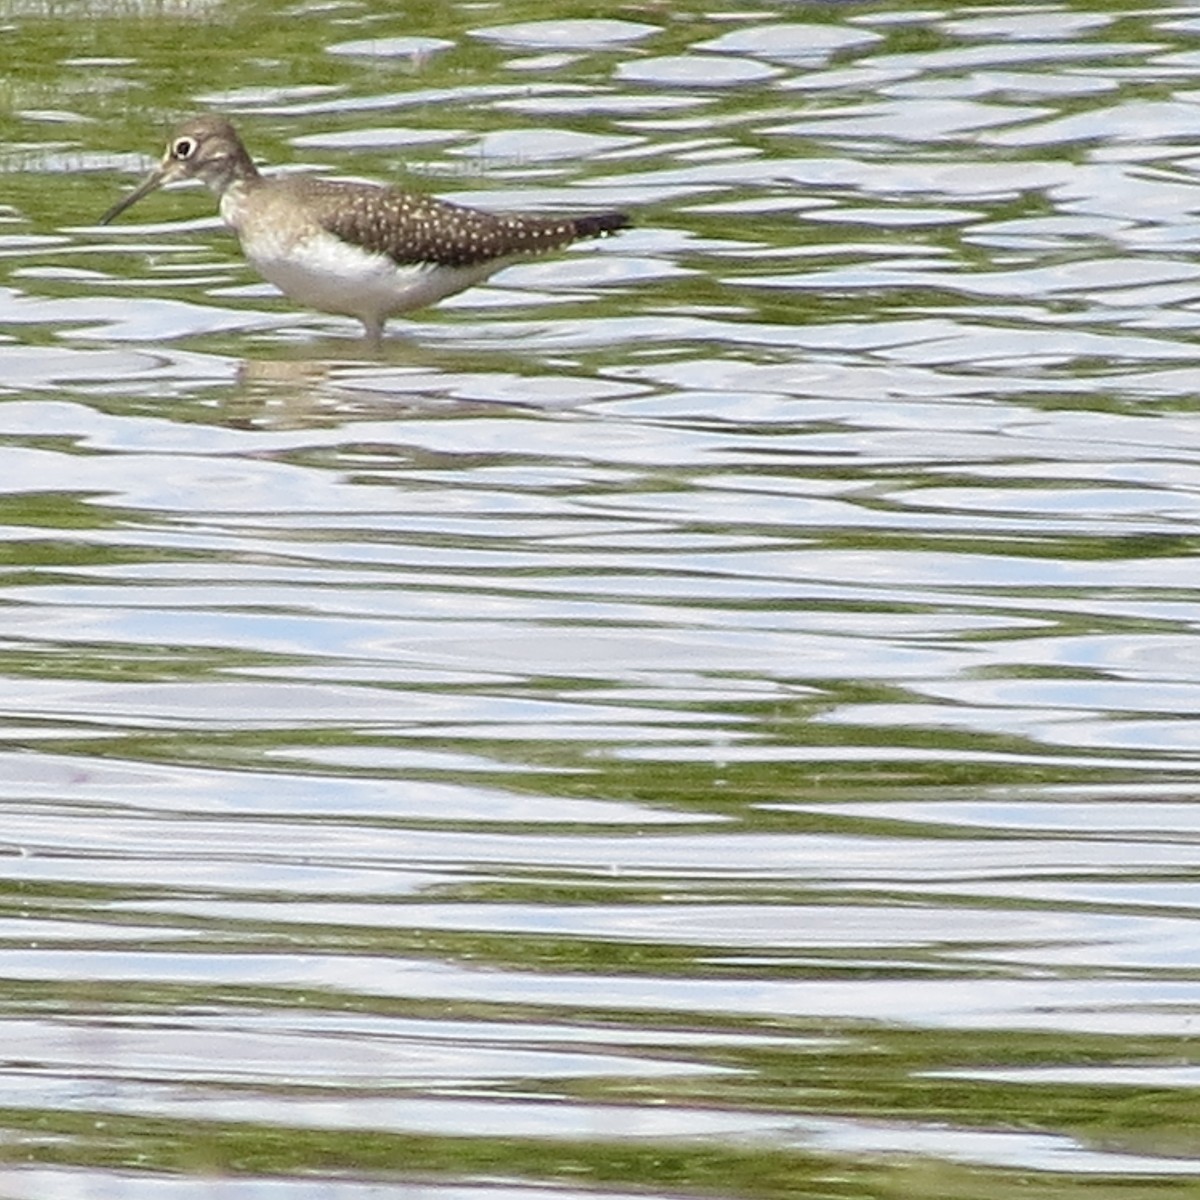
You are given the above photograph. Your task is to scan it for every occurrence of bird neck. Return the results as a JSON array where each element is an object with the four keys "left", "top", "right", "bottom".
[{"left": 201, "top": 144, "right": 263, "bottom": 200}]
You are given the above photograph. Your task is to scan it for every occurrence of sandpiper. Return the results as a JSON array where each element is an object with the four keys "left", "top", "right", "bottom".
[{"left": 100, "top": 114, "right": 630, "bottom": 342}]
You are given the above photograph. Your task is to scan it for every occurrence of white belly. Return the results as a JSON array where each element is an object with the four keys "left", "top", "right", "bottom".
[
  {"left": 220, "top": 190, "right": 502, "bottom": 332},
  {"left": 253, "top": 231, "right": 497, "bottom": 320}
]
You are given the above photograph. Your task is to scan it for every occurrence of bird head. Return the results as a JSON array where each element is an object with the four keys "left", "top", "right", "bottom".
[{"left": 99, "top": 115, "right": 253, "bottom": 224}]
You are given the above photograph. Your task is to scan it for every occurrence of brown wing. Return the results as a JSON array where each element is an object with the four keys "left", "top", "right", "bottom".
[{"left": 287, "top": 177, "right": 628, "bottom": 267}]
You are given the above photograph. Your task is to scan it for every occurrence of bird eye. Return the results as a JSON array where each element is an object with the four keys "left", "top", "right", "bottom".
[{"left": 171, "top": 137, "right": 196, "bottom": 160}]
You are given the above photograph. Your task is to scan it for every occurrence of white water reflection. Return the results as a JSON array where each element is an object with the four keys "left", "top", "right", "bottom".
[
  {"left": 3, "top": 0, "right": 1200, "bottom": 1193},
  {"left": 0, "top": 1178, "right": 681, "bottom": 1200}
]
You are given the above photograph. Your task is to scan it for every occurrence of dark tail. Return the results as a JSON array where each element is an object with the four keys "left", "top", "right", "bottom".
[
  {"left": 572, "top": 211, "right": 631, "bottom": 240},
  {"left": 478, "top": 208, "right": 632, "bottom": 263}
]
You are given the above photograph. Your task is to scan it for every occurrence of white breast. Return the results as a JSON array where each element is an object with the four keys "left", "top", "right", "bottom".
[{"left": 219, "top": 187, "right": 504, "bottom": 328}]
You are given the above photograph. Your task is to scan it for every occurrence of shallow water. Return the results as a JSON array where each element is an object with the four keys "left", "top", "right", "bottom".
[{"left": 2, "top": 1, "right": 1200, "bottom": 1196}]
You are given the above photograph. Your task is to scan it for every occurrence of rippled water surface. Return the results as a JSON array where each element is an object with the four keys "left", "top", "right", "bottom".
[{"left": 3, "top": 1, "right": 1200, "bottom": 1196}]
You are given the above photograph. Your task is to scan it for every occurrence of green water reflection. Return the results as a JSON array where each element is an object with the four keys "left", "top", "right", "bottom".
[{"left": 3, "top": 0, "right": 1200, "bottom": 1197}]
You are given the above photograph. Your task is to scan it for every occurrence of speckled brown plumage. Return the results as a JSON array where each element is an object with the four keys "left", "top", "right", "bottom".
[
  {"left": 284, "top": 177, "right": 629, "bottom": 268},
  {"left": 99, "top": 113, "right": 632, "bottom": 340}
]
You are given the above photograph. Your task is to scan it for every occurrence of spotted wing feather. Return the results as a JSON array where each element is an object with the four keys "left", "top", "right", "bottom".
[{"left": 290, "top": 178, "right": 628, "bottom": 267}]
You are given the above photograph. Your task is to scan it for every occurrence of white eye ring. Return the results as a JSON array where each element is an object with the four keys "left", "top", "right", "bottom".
[{"left": 171, "top": 137, "right": 196, "bottom": 160}]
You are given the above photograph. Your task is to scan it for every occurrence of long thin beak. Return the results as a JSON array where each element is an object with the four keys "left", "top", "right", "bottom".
[{"left": 98, "top": 164, "right": 171, "bottom": 225}]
